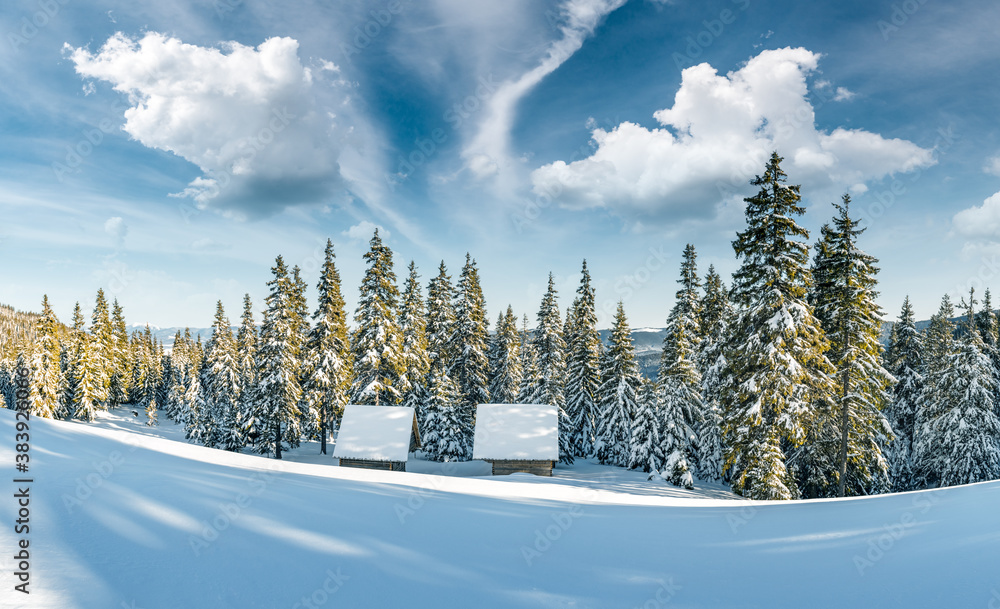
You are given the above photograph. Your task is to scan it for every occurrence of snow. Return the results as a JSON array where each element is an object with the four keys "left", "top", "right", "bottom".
[
  {"left": 4, "top": 409, "right": 1000, "bottom": 608},
  {"left": 472, "top": 403, "right": 558, "bottom": 461},
  {"left": 332, "top": 404, "right": 416, "bottom": 462}
]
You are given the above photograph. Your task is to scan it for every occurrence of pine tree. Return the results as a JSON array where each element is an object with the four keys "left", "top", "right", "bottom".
[
  {"left": 89, "top": 289, "right": 113, "bottom": 411},
  {"left": 204, "top": 301, "right": 241, "bottom": 450},
  {"left": 517, "top": 314, "right": 539, "bottom": 404},
  {"left": 301, "top": 240, "right": 354, "bottom": 455},
  {"left": 350, "top": 229, "right": 405, "bottom": 405},
  {"left": 526, "top": 274, "right": 573, "bottom": 463},
  {"left": 805, "top": 197, "right": 893, "bottom": 497},
  {"left": 658, "top": 245, "right": 703, "bottom": 483},
  {"left": 919, "top": 290, "right": 1000, "bottom": 487},
  {"left": 721, "top": 152, "right": 835, "bottom": 500},
  {"left": 884, "top": 297, "right": 924, "bottom": 491},
  {"left": 398, "top": 261, "right": 430, "bottom": 415},
  {"left": 31, "top": 295, "right": 64, "bottom": 418},
  {"left": 108, "top": 299, "right": 131, "bottom": 408},
  {"left": 488, "top": 306, "right": 522, "bottom": 403},
  {"left": 146, "top": 396, "right": 158, "bottom": 427},
  {"left": 451, "top": 254, "right": 490, "bottom": 415},
  {"left": 913, "top": 295, "right": 955, "bottom": 488},
  {"left": 420, "top": 360, "right": 471, "bottom": 462},
  {"left": 71, "top": 332, "right": 103, "bottom": 422},
  {"left": 61, "top": 302, "right": 86, "bottom": 415},
  {"left": 595, "top": 302, "right": 640, "bottom": 468},
  {"left": 629, "top": 378, "right": 663, "bottom": 473},
  {"left": 565, "top": 261, "right": 602, "bottom": 458},
  {"left": 696, "top": 266, "right": 729, "bottom": 482},
  {"left": 253, "top": 256, "right": 304, "bottom": 458}
]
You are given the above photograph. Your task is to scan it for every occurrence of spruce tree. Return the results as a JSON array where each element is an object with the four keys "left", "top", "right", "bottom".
[
  {"left": 350, "top": 229, "right": 405, "bottom": 405},
  {"left": 658, "top": 245, "right": 703, "bottom": 483},
  {"left": 204, "top": 301, "right": 241, "bottom": 450},
  {"left": 254, "top": 256, "right": 304, "bottom": 458},
  {"left": 301, "top": 240, "right": 354, "bottom": 455},
  {"left": 884, "top": 297, "right": 924, "bottom": 491},
  {"left": 451, "top": 254, "right": 490, "bottom": 418},
  {"left": 488, "top": 306, "right": 522, "bottom": 404},
  {"left": 517, "top": 314, "right": 539, "bottom": 404},
  {"left": 399, "top": 261, "right": 430, "bottom": 408},
  {"left": 913, "top": 296, "right": 955, "bottom": 488},
  {"left": 108, "top": 299, "right": 130, "bottom": 408},
  {"left": 528, "top": 274, "right": 573, "bottom": 463},
  {"left": 420, "top": 360, "right": 470, "bottom": 462},
  {"left": 920, "top": 290, "right": 1000, "bottom": 487},
  {"left": 595, "top": 302, "right": 640, "bottom": 468},
  {"left": 805, "top": 197, "right": 894, "bottom": 497},
  {"left": 71, "top": 332, "right": 103, "bottom": 422},
  {"left": 90, "top": 289, "right": 113, "bottom": 410},
  {"left": 31, "top": 295, "right": 64, "bottom": 418},
  {"left": 629, "top": 378, "right": 663, "bottom": 473},
  {"left": 696, "top": 266, "right": 729, "bottom": 481},
  {"left": 565, "top": 261, "right": 602, "bottom": 458},
  {"left": 721, "top": 152, "right": 835, "bottom": 500}
]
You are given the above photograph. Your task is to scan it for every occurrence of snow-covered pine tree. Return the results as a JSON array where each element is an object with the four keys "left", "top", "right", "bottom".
[
  {"left": 89, "top": 289, "right": 113, "bottom": 411},
  {"left": 884, "top": 297, "right": 924, "bottom": 491},
  {"left": 657, "top": 245, "right": 703, "bottom": 483},
  {"left": 30, "top": 295, "right": 64, "bottom": 418},
  {"left": 185, "top": 359, "right": 209, "bottom": 445},
  {"left": 301, "top": 240, "right": 354, "bottom": 455},
  {"left": 108, "top": 299, "right": 131, "bottom": 409},
  {"left": 398, "top": 261, "right": 429, "bottom": 416},
  {"left": 912, "top": 295, "right": 955, "bottom": 489},
  {"left": 141, "top": 326, "right": 161, "bottom": 410},
  {"left": 517, "top": 314, "right": 539, "bottom": 404},
  {"left": 451, "top": 254, "right": 490, "bottom": 421},
  {"left": 975, "top": 288, "right": 1000, "bottom": 410},
  {"left": 71, "top": 331, "right": 104, "bottom": 422},
  {"left": 61, "top": 302, "right": 86, "bottom": 414},
  {"left": 237, "top": 294, "right": 258, "bottom": 389},
  {"left": 695, "top": 266, "right": 729, "bottom": 482},
  {"left": 488, "top": 306, "right": 522, "bottom": 404},
  {"left": 629, "top": 378, "right": 663, "bottom": 474},
  {"left": 595, "top": 301, "right": 640, "bottom": 468},
  {"left": 420, "top": 360, "right": 471, "bottom": 462},
  {"left": 919, "top": 290, "right": 1000, "bottom": 487},
  {"left": 805, "top": 196, "right": 893, "bottom": 497},
  {"left": 204, "top": 301, "right": 241, "bottom": 450},
  {"left": 528, "top": 274, "right": 573, "bottom": 463},
  {"left": 254, "top": 256, "right": 304, "bottom": 458},
  {"left": 565, "top": 260, "right": 602, "bottom": 458},
  {"left": 722, "top": 152, "right": 835, "bottom": 500},
  {"left": 350, "top": 229, "right": 405, "bottom": 405}
]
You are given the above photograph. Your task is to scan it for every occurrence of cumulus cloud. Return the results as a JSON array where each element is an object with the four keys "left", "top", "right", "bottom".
[
  {"left": 104, "top": 216, "right": 127, "bottom": 245},
  {"left": 67, "top": 32, "right": 351, "bottom": 218},
  {"left": 343, "top": 220, "right": 388, "bottom": 241},
  {"left": 531, "top": 47, "right": 935, "bottom": 222},
  {"left": 953, "top": 191, "right": 1000, "bottom": 239}
]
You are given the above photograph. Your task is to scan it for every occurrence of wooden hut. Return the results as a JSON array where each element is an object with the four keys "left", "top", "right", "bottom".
[
  {"left": 473, "top": 404, "right": 558, "bottom": 476},
  {"left": 333, "top": 405, "right": 421, "bottom": 472}
]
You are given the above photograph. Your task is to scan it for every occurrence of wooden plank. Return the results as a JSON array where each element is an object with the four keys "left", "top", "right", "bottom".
[
  {"left": 489, "top": 460, "right": 554, "bottom": 477},
  {"left": 339, "top": 458, "right": 406, "bottom": 471}
]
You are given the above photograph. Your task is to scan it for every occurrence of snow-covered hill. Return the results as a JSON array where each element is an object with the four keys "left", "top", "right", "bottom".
[{"left": 3, "top": 409, "right": 998, "bottom": 608}]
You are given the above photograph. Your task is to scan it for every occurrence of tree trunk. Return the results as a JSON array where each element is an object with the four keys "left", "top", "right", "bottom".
[
  {"left": 837, "top": 361, "right": 850, "bottom": 498},
  {"left": 320, "top": 407, "right": 328, "bottom": 455},
  {"left": 274, "top": 420, "right": 282, "bottom": 460}
]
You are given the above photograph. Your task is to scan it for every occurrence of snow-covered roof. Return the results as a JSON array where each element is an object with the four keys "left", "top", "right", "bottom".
[
  {"left": 472, "top": 404, "right": 559, "bottom": 461},
  {"left": 333, "top": 405, "right": 417, "bottom": 462}
]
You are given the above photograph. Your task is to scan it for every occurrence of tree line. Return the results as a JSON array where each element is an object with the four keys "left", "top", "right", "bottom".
[{"left": 4, "top": 152, "right": 998, "bottom": 499}]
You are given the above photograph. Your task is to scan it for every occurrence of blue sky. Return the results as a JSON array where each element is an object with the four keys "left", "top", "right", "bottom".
[{"left": 3, "top": 0, "right": 1000, "bottom": 330}]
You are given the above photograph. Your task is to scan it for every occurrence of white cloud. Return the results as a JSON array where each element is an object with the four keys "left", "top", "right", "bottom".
[
  {"left": 104, "top": 216, "right": 127, "bottom": 245},
  {"left": 343, "top": 220, "right": 388, "bottom": 241},
  {"left": 462, "top": 0, "right": 627, "bottom": 184},
  {"left": 833, "top": 86, "right": 856, "bottom": 102},
  {"left": 983, "top": 156, "right": 1000, "bottom": 176},
  {"left": 531, "top": 47, "right": 935, "bottom": 222},
  {"left": 67, "top": 32, "right": 353, "bottom": 218},
  {"left": 953, "top": 191, "right": 1000, "bottom": 239}
]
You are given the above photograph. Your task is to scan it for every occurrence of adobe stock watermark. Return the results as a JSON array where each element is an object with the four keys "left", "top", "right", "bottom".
[
  {"left": 725, "top": 503, "right": 758, "bottom": 534},
  {"left": 519, "top": 472, "right": 615, "bottom": 566},
  {"left": 7, "top": 0, "right": 70, "bottom": 54},
  {"left": 394, "top": 461, "right": 458, "bottom": 524},
  {"left": 340, "top": 0, "right": 406, "bottom": 59},
  {"left": 61, "top": 437, "right": 141, "bottom": 514},
  {"left": 384, "top": 74, "right": 497, "bottom": 191},
  {"left": 852, "top": 490, "right": 941, "bottom": 576},
  {"left": 188, "top": 462, "right": 288, "bottom": 556},
  {"left": 877, "top": 0, "right": 930, "bottom": 42},
  {"left": 672, "top": 0, "right": 751, "bottom": 72},
  {"left": 631, "top": 578, "right": 682, "bottom": 609},
  {"left": 596, "top": 245, "right": 671, "bottom": 327},
  {"left": 213, "top": 0, "right": 243, "bottom": 19},
  {"left": 51, "top": 100, "right": 128, "bottom": 183},
  {"left": 289, "top": 567, "right": 350, "bottom": 609}
]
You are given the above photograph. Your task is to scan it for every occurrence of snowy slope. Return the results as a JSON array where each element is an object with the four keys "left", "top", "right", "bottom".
[{"left": 2, "top": 409, "right": 999, "bottom": 609}]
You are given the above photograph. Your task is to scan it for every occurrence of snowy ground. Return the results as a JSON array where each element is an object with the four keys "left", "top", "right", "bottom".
[{"left": 2, "top": 408, "right": 999, "bottom": 608}]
